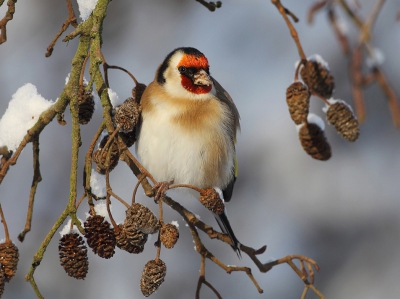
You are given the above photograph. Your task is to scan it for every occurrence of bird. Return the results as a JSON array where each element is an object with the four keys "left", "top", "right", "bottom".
[{"left": 136, "top": 47, "right": 241, "bottom": 255}]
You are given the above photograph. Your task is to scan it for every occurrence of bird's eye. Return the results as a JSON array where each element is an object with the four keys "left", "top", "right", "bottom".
[{"left": 178, "top": 66, "right": 186, "bottom": 73}]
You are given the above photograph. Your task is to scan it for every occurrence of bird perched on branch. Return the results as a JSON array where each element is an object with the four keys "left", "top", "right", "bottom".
[{"left": 136, "top": 47, "right": 241, "bottom": 255}]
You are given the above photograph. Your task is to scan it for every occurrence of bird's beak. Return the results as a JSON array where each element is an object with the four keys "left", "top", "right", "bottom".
[{"left": 193, "top": 69, "right": 212, "bottom": 86}]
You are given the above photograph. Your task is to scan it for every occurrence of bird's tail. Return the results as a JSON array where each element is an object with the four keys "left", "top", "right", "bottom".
[{"left": 215, "top": 211, "right": 241, "bottom": 257}]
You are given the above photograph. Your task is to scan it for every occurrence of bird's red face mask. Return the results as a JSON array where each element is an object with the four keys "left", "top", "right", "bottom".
[{"left": 177, "top": 54, "right": 212, "bottom": 94}]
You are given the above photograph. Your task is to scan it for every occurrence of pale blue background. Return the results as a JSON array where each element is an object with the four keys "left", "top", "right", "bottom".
[{"left": 1, "top": 1, "right": 400, "bottom": 298}]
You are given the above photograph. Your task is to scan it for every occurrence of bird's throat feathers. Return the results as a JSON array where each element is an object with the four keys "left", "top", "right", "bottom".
[
  {"left": 178, "top": 54, "right": 211, "bottom": 94},
  {"left": 180, "top": 76, "right": 212, "bottom": 94}
]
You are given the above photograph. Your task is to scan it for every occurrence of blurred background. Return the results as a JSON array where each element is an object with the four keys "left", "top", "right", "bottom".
[{"left": 1, "top": 0, "right": 400, "bottom": 298}]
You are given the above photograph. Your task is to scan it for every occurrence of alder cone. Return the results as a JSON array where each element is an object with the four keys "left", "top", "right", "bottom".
[
  {"left": 114, "top": 97, "right": 142, "bottom": 133},
  {"left": 92, "top": 135, "right": 119, "bottom": 174},
  {"left": 58, "top": 233, "right": 89, "bottom": 279},
  {"left": 84, "top": 215, "right": 116, "bottom": 259},
  {"left": 326, "top": 102, "right": 359, "bottom": 141},
  {"left": 301, "top": 60, "right": 335, "bottom": 99},
  {"left": 115, "top": 224, "right": 147, "bottom": 254},
  {"left": 140, "top": 259, "right": 167, "bottom": 297},
  {"left": 199, "top": 189, "right": 225, "bottom": 215},
  {"left": 125, "top": 203, "right": 160, "bottom": 234},
  {"left": 78, "top": 86, "right": 95, "bottom": 125},
  {"left": 299, "top": 123, "right": 331, "bottom": 161},
  {"left": 286, "top": 81, "right": 310, "bottom": 125},
  {"left": 160, "top": 223, "right": 179, "bottom": 249},
  {"left": 0, "top": 242, "right": 19, "bottom": 282}
]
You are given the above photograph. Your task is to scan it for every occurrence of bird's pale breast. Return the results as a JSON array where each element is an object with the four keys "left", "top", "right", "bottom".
[{"left": 137, "top": 86, "right": 234, "bottom": 189}]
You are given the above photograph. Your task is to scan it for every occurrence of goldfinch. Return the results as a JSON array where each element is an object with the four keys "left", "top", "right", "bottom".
[{"left": 136, "top": 47, "right": 241, "bottom": 254}]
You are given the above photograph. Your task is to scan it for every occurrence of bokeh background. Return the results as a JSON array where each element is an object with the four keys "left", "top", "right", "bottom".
[{"left": 1, "top": 0, "right": 400, "bottom": 298}]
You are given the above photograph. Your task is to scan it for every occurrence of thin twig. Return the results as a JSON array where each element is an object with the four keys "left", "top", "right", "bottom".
[
  {"left": 18, "top": 136, "right": 42, "bottom": 242},
  {"left": 195, "top": 0, "right": 221, "bottom": 12},
  {"left": 75, "top": 192, "right": 87, "bottom": 210},
  {"left": 103, "top": 63, "right": 139, "bottom": 87},
  {"left": 107, "top": 189, "right": 130, "bottom": 208},
  {"left": 271, "top": 0, "right": 306, "bottom": 60},
  {"left": 101, "top": 125, "right": 121, "bottom": 157},
  {"left": 0, "top": 0, "right": 17, "bottom": 44},
  {"left": 26, "top": 208, "right": 70, "bottom": 299},
  {"left": 300, "top": 285, "right": 309, "bottom": 299},
  {"left": 196, "top": 256, "right": 223, "bottom": 299},
  {"left": 327, "top": 7, "right": 350, "bottom": 55},
  {"left": 358, "top": 0, "right": 386, "bottom": 44},
  {"left": 45, "top": 0, "right": 78, "bottom": 57},
  {"left": 105, "top": 172, "right": 118, "bottom": 228},
  {"left": 132, "top": 175, "right": 146, "bottom": 204},
  {"left": 84, "top": 121, "right": 105, "bottom": 206},
  {"left": 124, "top": 150, "right": 156, "bottom": 184},
  {"left": 169, "top": 183, "right": 204, "bottom": 193},
  {"left": 307, "top": 1, "right": 328, "bottom": 24},
  {"left": 0, "top": 204, "right": 10, "bottom": 242},
  {"left": 372, "top": 67, "right": 400, "bottom": 128},
  {"left": 119, "top": 147, "right": 154, "bottom": 197}
]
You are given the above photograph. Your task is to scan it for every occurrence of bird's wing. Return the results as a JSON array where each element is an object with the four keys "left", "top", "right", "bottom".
[
  {"left": 211, "top": 76, "right": 240, "bottom": 138},
  {"left": 211, "top": 77, "right": 240, "bottom": 202}
]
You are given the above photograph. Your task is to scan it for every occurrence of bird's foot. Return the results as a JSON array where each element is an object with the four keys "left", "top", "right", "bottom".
[{"left": 152, "top": 180, "right": 174, "bottom": 203}]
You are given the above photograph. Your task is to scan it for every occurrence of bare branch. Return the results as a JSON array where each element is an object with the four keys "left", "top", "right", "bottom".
[
  {"left": 271, "top": 0, "right": 306, "bottom": 60},
  {"left": 0, "top": 0, "right": 17, "bottom": 44},
  {"left": 45, "top": 0, "right": 78, "bottom": 57},
  {"left": 195, "top": 0, "right": 222, "bottom": 12},
  {"left": 18, "top": 136, "right": 42, "bottom": 242}
]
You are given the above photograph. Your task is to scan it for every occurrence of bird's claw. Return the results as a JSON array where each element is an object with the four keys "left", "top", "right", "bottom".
[{"left": 152, "top": 180, "right": 174, "bottom": 203}]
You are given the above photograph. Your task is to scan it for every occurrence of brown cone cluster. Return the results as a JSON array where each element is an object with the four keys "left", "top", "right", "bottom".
[
  {"left": 115, "top": 223, "right": 147, "bottom": 254},
  {"left": 125, "top": 203, "right": 160, "bottom": 235},
  {"left": 160, "top": 223, "right": 179, "bottom": 249},
  {"left": 299, "top": 123, "right": 331, "bottom": 161},
  {"left": 300, "top": 59, "right": 335, "bottom": 99},
  {"left": 286, "top": 81, "right": 310, "bottom": 125},
  {"left": 199, "top": 189, "right": 225, "bottom": 215},
  {"left": 78, "top": 85, "right": 95, "bottom": 125},
  {"left": 140, "top": 259, "right": 167, "bottom": 297},
  {"left": 59, "top": 233, "right": 89, "bottom": 279},
  {"left": 286, "top": 55, "right": 360, "bottom": 160},
  {"left": 84, "top": 215, "right": 116, "bottom": 259},
  {"left": 0, "top": 242, "right": 19, "bottom": 282},
  {"left": 114, "top": 97, "right": 142, "bottom": 133},
  {"left": 93, "top": 134, "right": 120, "bottom": 174},
  {"left": 326, "top": 102, "right": 359, "bottom": 142}
]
